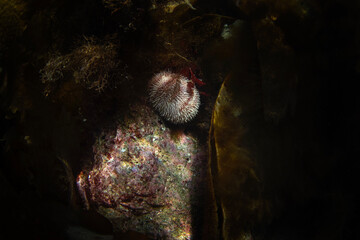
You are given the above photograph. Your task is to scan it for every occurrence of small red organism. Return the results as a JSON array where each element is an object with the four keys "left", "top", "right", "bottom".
[
  {"left": 179, "top": 65, "right": 208, "bottom": 96},
  {"left": 189, "top": 68, "right": 205, "bottom": 87}
]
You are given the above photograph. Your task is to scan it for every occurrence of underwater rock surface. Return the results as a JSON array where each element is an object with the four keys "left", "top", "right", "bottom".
[{"left": 77, "top": 103, "right": 207, "bottom": 239}]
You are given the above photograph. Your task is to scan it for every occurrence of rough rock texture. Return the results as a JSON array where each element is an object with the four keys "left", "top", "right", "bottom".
[{"left": 77, "top": 103, "right": 208, "bottom": 239}]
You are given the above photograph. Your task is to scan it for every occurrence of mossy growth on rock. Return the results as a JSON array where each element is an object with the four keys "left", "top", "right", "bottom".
[{"left": 40, "top": 37, "right": 130, "bottom": 95}]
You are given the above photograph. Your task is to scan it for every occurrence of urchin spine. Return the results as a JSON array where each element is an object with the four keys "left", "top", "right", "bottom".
[{"left": 148, "top": 71, "right": 200, "bottom": 124}]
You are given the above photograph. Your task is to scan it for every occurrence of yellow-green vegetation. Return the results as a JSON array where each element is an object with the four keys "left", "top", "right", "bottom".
[
  {"left": 252, "top": 17, "right": 298, "bottom": 123},
  {"left": 71, "top": 40, "right": 121, "bottom": 91},
  {"left": 237, "top": 0, "right": 307, "bottom": 19},
  {"left": 40, "top": 38, "right": 126, "bottom": 94},
  {"left": 232, "top": 0, "right": 303, "bottom": 123},
  {"left": 102, "top": 0, "right": 132, "bottom": 10},
  {"left": 210, "top": 74, "right": 269, "bottom": 240},
  {"left": 0, "top": 0, "right": 26, "bottom": 52},
  {"left": 148, "top": 0, "right": 228, "bottom": 71}
]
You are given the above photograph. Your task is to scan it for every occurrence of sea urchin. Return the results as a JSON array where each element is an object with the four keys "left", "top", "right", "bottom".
[{"left": 148, "top": 71, "right": 200, "bottom": 124}]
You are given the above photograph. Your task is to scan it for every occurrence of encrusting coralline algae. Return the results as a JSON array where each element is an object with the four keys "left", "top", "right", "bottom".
[{"left": 77, "top": 103, "right": 207, "bottom": 239}]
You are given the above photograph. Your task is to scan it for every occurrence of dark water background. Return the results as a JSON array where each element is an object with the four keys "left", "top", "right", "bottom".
[{"left": 1, "top": 0, "right": 359, "bottom": 239}]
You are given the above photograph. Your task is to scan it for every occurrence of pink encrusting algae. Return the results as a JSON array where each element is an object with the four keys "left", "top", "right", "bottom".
[
  {"left": 76, "top": 103, "right": 207, "bottom": 239},
  {"left": 148, "top": 71, "right": 200, "bottom": 124}
]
